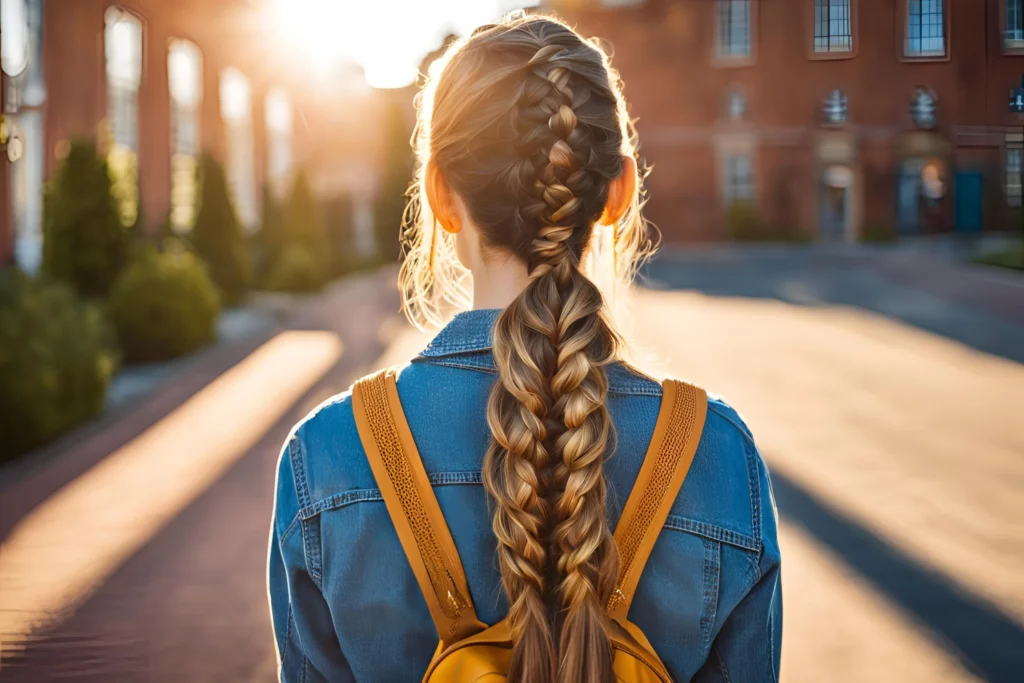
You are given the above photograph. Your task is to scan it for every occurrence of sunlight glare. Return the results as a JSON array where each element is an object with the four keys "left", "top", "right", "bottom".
[{"left": 270, "top": 0, "right": 528, "bottom": 89}]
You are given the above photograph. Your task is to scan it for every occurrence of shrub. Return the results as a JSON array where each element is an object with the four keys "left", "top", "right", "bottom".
[
  {"left": 972, "top": 248, "right": 1024, "bottom": 271},
  {"left": 42, "top": 139, "right": 128, "bottom": 298},
  {"left": 253, "top": 183, "right": 287, "bottom": 283},
  {"left": 192, "top": 153, "right": 252, "bottom": 305},
  {"left": 0, "top": 270, "right": 116, "bottom": 461},
  {"left": 107, "top": 250, "right": 221, "bottom": 363},
  {"left": 287, "top": 169, "right": 328, "bottom": 257},
  {"left": 726, "top": 201, "right": 765, "bottom": 241},
  {"left": 264, "top": 244, "right": 324, "bottom": 293},
  {"left": 861, "top": 222, "right": 898, "bottom": 243}
]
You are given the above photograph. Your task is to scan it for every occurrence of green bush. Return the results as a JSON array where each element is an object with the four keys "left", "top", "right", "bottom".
[
  {"left": 192, "top": 153, "right": 252, "bottom": 305},
  {"left": 726, "top": 202, "right": 809, "bottom": 242},
  {"left": 264, "top": 245, "right": 324, "bottom": 293},
  {"left": 0, "top": 270, "right": 116, "bottom": 461},
  {"left": 287, "top": 170, "right": 328, "bottom": 257},
  {"left": 253, "top": 183, "right": 287, "bottom": 283},
  {"left": 861, "top": 222, "right": 898, "bottom": 243},
  {"left": 972, "top": 248, "right": 1024, "bottom": 271},
  {"left": 108, "top": 250, "right": 221, "bottom": 363},
  {"left": 42, "top": 139, "right": 128, "bottom": 298}
]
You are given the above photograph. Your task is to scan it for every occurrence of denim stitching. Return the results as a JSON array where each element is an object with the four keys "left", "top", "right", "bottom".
[
  {"left": 302, "top": 516, "right": 323, "bottom": 590},
  {"left": 288, "top": 436, "right": 313, "bottom": 510},
  {"left": 744, "top": 439, "right": 763, "bottom": 576},
  {"left": 768, "top": 590, "right": 779, "bottom": 683},
  {"left": 664, "top": 514, "right": 760, "bottom": 552},
  {"left": 280, "top": 513, "right": 300, "bottom": 546},
  {"left": 298, "top": 471, "right": 484, "bottom": 519},
  {"left": 714, "top": 645, "right": 732, "bottom": 683},
  {"left": 415, "top": 357, "right": 663, "bottom": 396},
  {"left": 301, "top": 655, "right": 308, "bottom": 683},
  {"left": 707, "top": 403, "right": 756, "bottom": 446},
  {"left": 281, "top": 607, "right": 294, "bottom": 669},
  {"left": 700, "top": 538, "right": 721, "bottom": 652}
]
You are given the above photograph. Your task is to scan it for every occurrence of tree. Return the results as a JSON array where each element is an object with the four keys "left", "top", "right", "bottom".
[
  {"left": 42, "top": 139, "right": 128, "bottom": 298},
  {"left": 192, "top": 152, "right": 252, "bottom": 305},
  {"left": 286, "top": 169, "right": 327, "bottom": 257},
  {"left": 374, "top": 100, "right": 413, "bottom": 263}
]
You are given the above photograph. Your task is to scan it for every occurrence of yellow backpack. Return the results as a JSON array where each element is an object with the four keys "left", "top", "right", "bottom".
[{"left": 352, "top": 369, "right": 707, "bottom": 683}]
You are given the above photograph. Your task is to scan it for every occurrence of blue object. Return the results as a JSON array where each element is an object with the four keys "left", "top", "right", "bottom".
[
  {"left": 268, "top": 309, "right": 782, "bottom": 683},
  {"left": 955, "top": 171, "right": 983, "bottom": 233}
]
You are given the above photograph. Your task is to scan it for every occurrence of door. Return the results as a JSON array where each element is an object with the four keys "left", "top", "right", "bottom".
[
  {"left": 898, "top": 161, "right": 922, "bottom": 235},
  {"left": 954, "top": 171, "right": 983, "bottom": 233}
]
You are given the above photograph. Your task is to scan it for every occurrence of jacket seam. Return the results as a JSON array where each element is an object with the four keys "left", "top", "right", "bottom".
[
  {"left": 298, "top": 471, "right": 484, "bottom": 520},
  {"left": 280, "top": 513, "right": 300, "bottom": 546},
  {"left": 663, "top": 514, "right": 760, "bottom": 552},
  {"left": 298, "top": 478, "right": 758, "bottom": 553},
  {"left": 281, "top": 606, "right": 294, "bottom": 670},
  {"left": 288, "top": 436, "right": 313, "bottom": 510},
  {"left": 713, "top": 644, "right": 733, "bottom": 683},
  {"left": 707, "top": 403, "right": 756, "bottom": 447},
  {"left": 745, "top": 438, "right": 763, "bottom": 558},
  {"left": 700, "top": 538, "right": 721, "bottom": 652},
  {"left": 413, "top": 357, "right": 663, "bottom": 396}
]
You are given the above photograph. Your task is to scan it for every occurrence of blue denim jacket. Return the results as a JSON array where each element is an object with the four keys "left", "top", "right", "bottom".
[{"left": 268, "top": 309, "right": 782, "bottom": 683}]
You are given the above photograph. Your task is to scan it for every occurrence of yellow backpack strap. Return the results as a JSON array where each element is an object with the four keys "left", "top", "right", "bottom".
[
  {"left": 608, "top": 378, "right": 708, "bottom": 622},
  {"left": 352, "top": 368, "right": 486, "bottom": 648}
]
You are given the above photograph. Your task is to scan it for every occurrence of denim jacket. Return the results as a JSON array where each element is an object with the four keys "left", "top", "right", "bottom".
[{"left": 268, "top": 309, "right": 782, "bottom": 683}]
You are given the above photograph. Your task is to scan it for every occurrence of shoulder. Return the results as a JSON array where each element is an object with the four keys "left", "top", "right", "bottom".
[
  {"left": 275, "top": 386, "right": 378, "bottom": 518},
  {"left": 667, "top": 388, "right": 773, "bottom": 557}
]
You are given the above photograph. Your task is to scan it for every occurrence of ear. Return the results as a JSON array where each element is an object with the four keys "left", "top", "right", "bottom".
[
  {"left": 600, "top": 155, "right": 638, "bottom": 226},
  {"left": 425, "top": 160, "right": 461, "bottom": 233}
]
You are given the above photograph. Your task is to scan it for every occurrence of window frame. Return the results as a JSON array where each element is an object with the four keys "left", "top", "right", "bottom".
[
  {"left": 712, "top": 0, "right": 757, "bottom": 68},
  {"left": 1006, "top": 143, "right": 1023, "bottom": 208},
  {"left": 1001, "top": 0, "right": 1024, "bottom": 55},
  {"left": 898, "top": 0, "right": 950, "bottom": 62},
  {"left": 807, "top": 0, "right": 858, "bottom": 61},
  {"left": 722, "top": 152, "right": 757, "bottom": 207}
]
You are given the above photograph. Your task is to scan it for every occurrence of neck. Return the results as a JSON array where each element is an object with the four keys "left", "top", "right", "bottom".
[{"left": 470, "top": 251, "right": 531, "bottom": 311}]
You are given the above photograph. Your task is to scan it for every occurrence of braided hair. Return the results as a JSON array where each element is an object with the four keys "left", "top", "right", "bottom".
[{"left": 399, "top": 15, "right": 652, "bottom": 683}]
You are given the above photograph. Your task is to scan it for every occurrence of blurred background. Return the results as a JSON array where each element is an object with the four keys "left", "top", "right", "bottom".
[{"left": 0, "top": 0, "right": 1022, "bottom": 681}]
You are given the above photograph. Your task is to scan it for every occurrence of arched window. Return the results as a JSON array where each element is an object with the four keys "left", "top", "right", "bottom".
[
  {"left": 220, "top": 67, "right": 258, "bottom": 232},
  {"left": 168, "top": 39, "right": 202, "bottom": 232},
  {"left": 104, "top": 6, "right": 143, "bottom": 227},
  {"left": 264, "top": 88, "right": 293, "bottom": 197}
]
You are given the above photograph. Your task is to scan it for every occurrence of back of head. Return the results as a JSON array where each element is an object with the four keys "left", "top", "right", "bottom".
[{"left": 400, "top": 15, "right": 651, "bottom": 683}]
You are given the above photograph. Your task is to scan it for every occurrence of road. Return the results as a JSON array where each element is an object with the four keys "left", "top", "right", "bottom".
[{"left": 1, "top": 249, "right": 1022, "bottom": 682}]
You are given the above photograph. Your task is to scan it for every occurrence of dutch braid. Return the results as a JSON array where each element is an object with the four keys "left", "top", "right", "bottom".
[{"left": 402, "top": 15, "right": 651, "bottom": 683}]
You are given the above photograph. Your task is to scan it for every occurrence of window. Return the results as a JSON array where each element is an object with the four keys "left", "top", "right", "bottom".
[
  {"left": 265, "top": 88, "right": 293, "bottom": 196},
  {"left": 105, "top": 7, "right": 143, "bottom": 227},
  {"left": 716, "top": 0, "right": 752, "bottom": 60},
  {"left": 724, "top": 154, "right": 755, "bottom": 205},
  {"left": 220, "top": 68, "right": 259, "bottom": 232},
  {"left": 1005, "top": 0, "right": 1024, "bottom": 48},
  {"left": 1007, "top": 147, "right": 1022, "bottom": 208},
  {"left": 814, "top": 0, "right": 852, "bottom": 52},
  {"left": 905, "top": 0, "right": 945, "bottom": 57},
  {"left": 168, "top": 39, "right": 202, "bottom": 233}
]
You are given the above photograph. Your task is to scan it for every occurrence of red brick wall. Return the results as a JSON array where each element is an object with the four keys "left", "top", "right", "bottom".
[{"left": 556, "top": 0, "right": 1024, "bottom": 241}]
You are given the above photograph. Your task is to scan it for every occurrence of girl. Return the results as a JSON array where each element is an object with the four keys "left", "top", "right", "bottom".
[{"left": 269, "top": 15, "right": 781, "bottom": 683}]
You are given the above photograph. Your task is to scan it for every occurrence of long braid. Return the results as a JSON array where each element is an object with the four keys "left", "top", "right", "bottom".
[
  {"left": 404, "top": 15, "right": 651, "bottom": 683},
  {"left": 518, "top": 50, "right": 622, "bottom": 683}
]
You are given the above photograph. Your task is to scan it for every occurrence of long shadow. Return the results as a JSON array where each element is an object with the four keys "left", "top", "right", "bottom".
[
  {"left": 770, "top": 467, "right": 1024, "bottom": 682},
  {"left": 641, "top": 251, "right": 1024, "bottom": 364}
]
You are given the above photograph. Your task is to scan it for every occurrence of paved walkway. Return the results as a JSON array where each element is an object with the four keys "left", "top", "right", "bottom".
[{"left": 1, "top": 253, "right": 1021, "bottom": 681}]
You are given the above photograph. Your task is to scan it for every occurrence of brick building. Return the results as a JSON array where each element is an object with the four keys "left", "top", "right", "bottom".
[
  {"left": 552, "top": 0, "right": 1024, "bottom": 242},
  {"left": 0, "top": 0, "right": 389, "bottom": 269}
]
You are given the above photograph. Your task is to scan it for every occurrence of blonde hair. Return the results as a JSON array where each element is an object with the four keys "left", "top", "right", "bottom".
[{"left": 399, "top": 15, "right": 653, "bottom": 683}]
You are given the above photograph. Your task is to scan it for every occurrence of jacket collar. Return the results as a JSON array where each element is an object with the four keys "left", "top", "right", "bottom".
[{"left": 419, "top": 309, "right": 502, "bottom": 358}]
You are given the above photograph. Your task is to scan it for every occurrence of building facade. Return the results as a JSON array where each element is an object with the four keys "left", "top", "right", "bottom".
[
  {"left": 0, "top": 0, "right": 387, "bottom": 270},
  {"left": 553, "top": 0, "right": 1024, "bottom": 242}
]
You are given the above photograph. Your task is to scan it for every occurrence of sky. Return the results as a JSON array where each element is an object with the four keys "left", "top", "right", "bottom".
[{"left": 272, "top": 0, "right": 540, "bottom": 89}]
